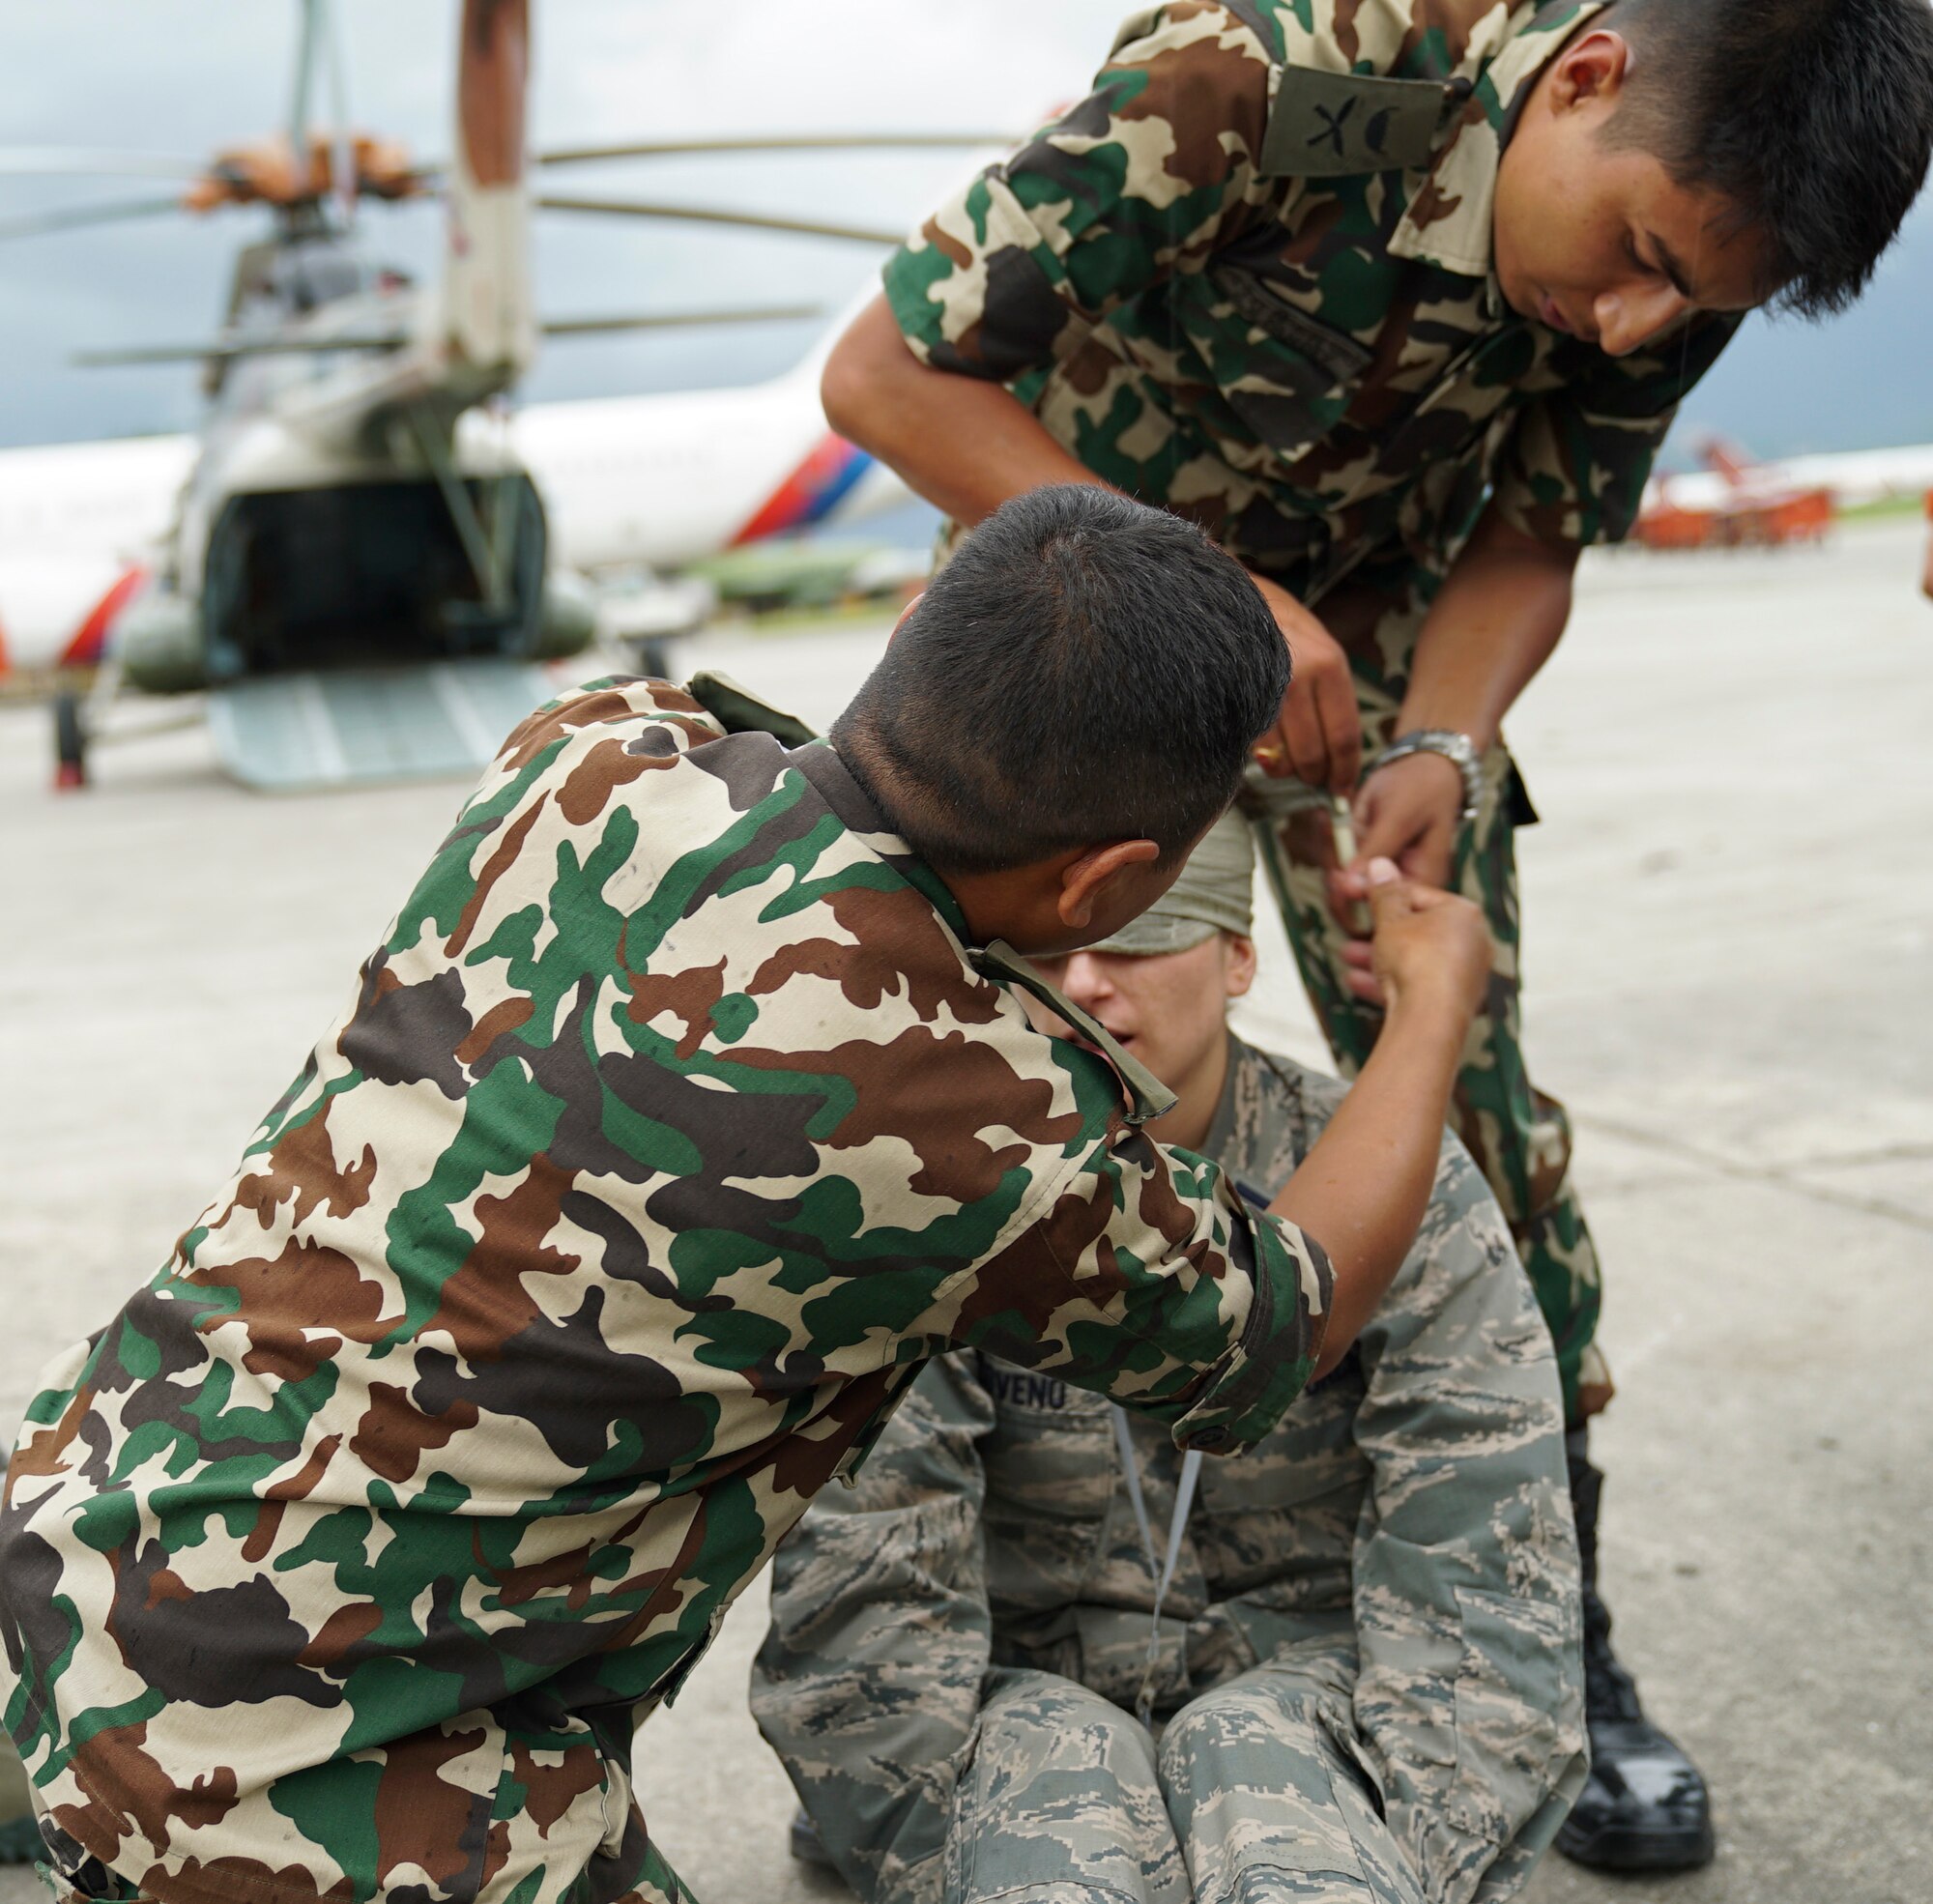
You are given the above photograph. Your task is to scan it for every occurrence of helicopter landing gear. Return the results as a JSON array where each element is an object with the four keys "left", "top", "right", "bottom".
[
  {"left": 52, "top": 689, "right": 87, "bottom": 792},
  {"left": 633, "top": 635, "right": 676, "bottom": 679}
]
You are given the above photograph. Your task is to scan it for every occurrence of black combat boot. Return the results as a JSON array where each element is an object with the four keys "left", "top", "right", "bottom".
[{"left": 1556, "top": 1428, "right": 1716, "bottom": 1871}]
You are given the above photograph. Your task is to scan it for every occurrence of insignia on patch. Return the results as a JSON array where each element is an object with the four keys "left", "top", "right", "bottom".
[{"left": 1261, "top": 67, "right": 1461, "bottom": 178}]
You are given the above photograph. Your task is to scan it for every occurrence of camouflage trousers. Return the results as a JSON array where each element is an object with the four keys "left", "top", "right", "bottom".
[
  {"left": 1253, "top": 567, "right": 1604, "bottom": 1425},
  {"left": 946, "top": 1651, "right": 1421, "bottom": 1904}
]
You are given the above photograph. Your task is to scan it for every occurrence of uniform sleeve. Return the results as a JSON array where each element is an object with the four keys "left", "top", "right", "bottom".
[
  {"left": 1347, "top": 1135, "right": 1587, "bottom": 1904},
  {"left": 751, "top": 1356, "right": 996, "bottom": 1904},
  {"left": 1489, "top": 314, "right": 1742, "bottom": 547},
  {"left": 882, "top": 1, "right": 1275, "bottom": 383},
  {"left": 931, "top": 1126, "right": 1332, "bottom": 1457}
]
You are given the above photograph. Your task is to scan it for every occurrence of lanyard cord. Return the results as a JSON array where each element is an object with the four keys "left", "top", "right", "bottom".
[{"left": 1110, "top": 1404, "right": 1204, "bottom": 1728}]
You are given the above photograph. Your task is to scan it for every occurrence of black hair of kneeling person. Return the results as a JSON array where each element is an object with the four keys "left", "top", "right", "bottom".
[{"left": 832, "top": 486, "right": 1287, "bottom": 878}]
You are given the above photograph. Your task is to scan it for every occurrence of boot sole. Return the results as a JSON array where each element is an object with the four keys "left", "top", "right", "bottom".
[{"left": 1556, "top": 1815, "right": 1716, "bottom": 1872}]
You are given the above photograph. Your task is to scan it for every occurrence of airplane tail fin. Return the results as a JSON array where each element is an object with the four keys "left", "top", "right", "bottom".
[
  {"left": 1700, "top": 437, "right": 1755, "bottom": 484},
  {"left": 729, "top": 435, "right": 876, "bottom": 546},
  {"left": 423, "top": 0, "right": 535, "bottom": 394}
]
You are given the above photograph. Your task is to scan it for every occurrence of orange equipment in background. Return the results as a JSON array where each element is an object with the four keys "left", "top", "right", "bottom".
[{"left": 1634, "top": 439, "right": 1835, "bottom": 551}]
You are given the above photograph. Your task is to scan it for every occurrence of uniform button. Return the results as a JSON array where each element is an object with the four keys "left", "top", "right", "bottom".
[{"left": 1189, "top": 1427, "right": 1230, "bottom": 1451}]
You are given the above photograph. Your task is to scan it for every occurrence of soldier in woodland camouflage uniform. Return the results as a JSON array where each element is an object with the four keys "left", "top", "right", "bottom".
[
  {"left": 0, "top": 492, "right": 1439, "bottom": 1904},
  {"left": 754, "top": 812, "right": 1584, "bottom": 1904},
  {"left": 820, "top": 0, "right": 1933, "bottom": 1864},
  {"left": 0, "top": 494, "right": 1499, "bottom": 1904}
]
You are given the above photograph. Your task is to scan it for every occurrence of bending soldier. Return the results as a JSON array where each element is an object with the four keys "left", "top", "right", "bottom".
[
  {"left": 755, "top": 811, "right": 1582, "bottom": 1904},
  {"left": 1, "top": 489, "right": 1487, "bottom": 1904},
  {"left": 820, "top": 0, "right": 1933, "bottom": 1864}
]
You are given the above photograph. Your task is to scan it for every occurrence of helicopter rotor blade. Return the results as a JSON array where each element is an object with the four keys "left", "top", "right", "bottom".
[
  {"left": 535, "top": 193, "right": 902, "bottom": 246},
  {"left": 540, "top": 303, "right": 825, "bottom": 337},
  {"left": 0, "top": 195, "right": 188, "bottom": 243},
  {"left": 73, "top": 332, "right": 409, "bottom": 367},
  {"left": 74, "top": 303, "right": 827, "bottom": 365},
  {"left": 0, "top": 148, "right": 209, "bottom": 181},
  {"left": 535, "top": 131, "right": 1019, "bottom": 166}
]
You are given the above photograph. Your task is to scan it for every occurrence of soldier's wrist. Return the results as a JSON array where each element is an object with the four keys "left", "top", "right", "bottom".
[
  {"left": 1380, "top": 974, "right": 1477, "bottom": 1045},
  {"left": 1363, "top": 730, "right": 1482, "bottom": 822}
]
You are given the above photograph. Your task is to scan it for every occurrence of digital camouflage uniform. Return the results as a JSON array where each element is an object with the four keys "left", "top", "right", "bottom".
[
  {"left": 0, "top": 678, "right": 1337, "bottom": 1904},
  {"left": 882, "top": 0, "right": 1741, "bottom": 1419},
  {"left": 754, "top": 1036, "right": 1586, "bottom": 1904}
]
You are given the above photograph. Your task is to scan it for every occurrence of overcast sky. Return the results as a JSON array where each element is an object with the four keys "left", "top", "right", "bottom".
[{"left": 5, "top": 0, "right": 1933, "bottom": 459}]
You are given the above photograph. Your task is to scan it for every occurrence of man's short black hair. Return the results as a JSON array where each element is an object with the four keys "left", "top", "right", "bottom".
[
  {"left": 831, "top": 486, "right": 1286, "bottom": 876},
  {"left": 1607, "top": 0, "right": 1933, "bottom": 317}
]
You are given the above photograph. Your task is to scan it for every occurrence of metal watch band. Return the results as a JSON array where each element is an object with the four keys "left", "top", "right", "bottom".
[{"left": 1363, "top": 728, "right": 1483, "bottom": 822}]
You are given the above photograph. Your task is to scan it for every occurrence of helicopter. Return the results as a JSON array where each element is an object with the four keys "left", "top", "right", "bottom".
[{"left": 4, "top": 0, "right": 1009, "bottom": 791}]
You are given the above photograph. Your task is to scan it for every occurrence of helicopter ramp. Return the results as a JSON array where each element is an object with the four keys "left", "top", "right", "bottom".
[{"left": 206, "top": 659, "right": 559, "bottom": 793}]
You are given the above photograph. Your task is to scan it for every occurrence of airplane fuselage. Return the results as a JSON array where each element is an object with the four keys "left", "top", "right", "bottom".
[{"left": 0, "top": 360, "right": 884, "bottom": 677}]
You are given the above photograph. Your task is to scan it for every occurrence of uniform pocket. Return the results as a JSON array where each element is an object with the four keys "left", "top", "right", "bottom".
[
  {"left": 1210, "top": 268, "right": 1374, "bottom": 386},
  {"left": 1183, "top": 266, "right": 1371, "bottom": 459},
  {"left": 980, "top": 1366, "right": 1114, "bottom": 1616},
  {"left": 978, "top": 1358, "right": 1115, "bottom": 1518}
]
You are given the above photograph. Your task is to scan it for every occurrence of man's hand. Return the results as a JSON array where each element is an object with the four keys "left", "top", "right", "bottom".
[
  {"left": 1326, "top": 749, "right": 1465, "bottom": 928},
  {"left": 1340, "top": 857, "right": 1490, "bottom": 1012},
  {"left": 1316, "top": 504, "right": 1574, "bottom": 930},
  {"left": 1269, "top": 858, "right": 1488, "bottom": 1376},
  {"left": 1247, "top": 571, "right": 1361, "bottom": 793}
]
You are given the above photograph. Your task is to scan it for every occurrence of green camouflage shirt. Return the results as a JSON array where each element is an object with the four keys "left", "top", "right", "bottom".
[
  {"left": 884, "top": 0, "right": 1737, "bottom": 595},
  {"left": 0, "top": 678, "right": 1330, "bottom": 1904}
]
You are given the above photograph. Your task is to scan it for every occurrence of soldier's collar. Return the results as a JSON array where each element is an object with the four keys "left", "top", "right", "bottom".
[
  {"left": 788, "top": 740, "right": 974, "bottom": 939},
  {"left": 1388, "top": 0, "right": 1608, "bottom": 287},
  {"left": 968, "top": 940, "right": 1178, "bottom": 1128},
  {"left": 683, "top": 670, "right": 976, "bottom": 941}
]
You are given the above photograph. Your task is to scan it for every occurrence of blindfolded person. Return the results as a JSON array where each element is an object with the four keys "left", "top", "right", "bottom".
[{"left": 756, "top": 809, "right": 1583, "bottom": 1904}]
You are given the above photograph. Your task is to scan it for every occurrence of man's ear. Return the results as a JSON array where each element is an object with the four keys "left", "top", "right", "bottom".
[
  {"left": 1548, "top": 27, "right": 1632, "bottom": 112},
  {"left": 1056, "top": 838, "right": 1162, "bottom": 931}
]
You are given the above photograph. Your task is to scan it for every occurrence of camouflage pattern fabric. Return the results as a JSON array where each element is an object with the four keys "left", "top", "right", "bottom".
[
  {"left": 0, "top": 678, "right": 1335, "bottom": 1904},
  {"left": 941, "top": 1656, "right": 1422, "bottom": 1904},
  {"left": 944, "top": 1652, "right": 1434, "bottom": 1904},
  {"left": 0, "top": 1720, "right": 30, "bottom": 1864},
  {"left": 946, "top": 1671, "right": 1188, "bottom": 1904},
  {"left": 754, "top": 1037, "right": 1586, "bottom": 1904},
  {"left": 883, "top": 0, "right": 1739, "bottom": 599},
  {"left": 1245, "top": 566, "right": 1601, "bottom": 1419}
]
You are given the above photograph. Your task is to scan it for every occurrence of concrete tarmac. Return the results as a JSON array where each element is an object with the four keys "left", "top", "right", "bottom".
[{"left": 1, "top": 520, "right": 1928, "bottom": 1902}]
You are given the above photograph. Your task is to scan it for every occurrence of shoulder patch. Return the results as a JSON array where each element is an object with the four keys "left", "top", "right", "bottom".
[{"left": 1261, "top": 67, "right": 1463, "bottom": 178}]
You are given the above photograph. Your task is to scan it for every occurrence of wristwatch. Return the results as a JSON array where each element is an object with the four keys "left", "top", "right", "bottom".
[{"left": 1363, "top": 729, "right": 1484, "bottom": 822}]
